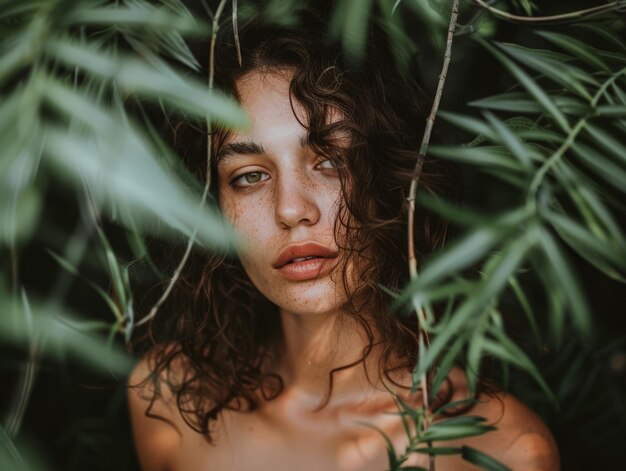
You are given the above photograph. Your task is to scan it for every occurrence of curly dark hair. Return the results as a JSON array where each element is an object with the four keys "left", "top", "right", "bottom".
[{"left": 131, "top": 7, "right": 459, "bottom": 442}]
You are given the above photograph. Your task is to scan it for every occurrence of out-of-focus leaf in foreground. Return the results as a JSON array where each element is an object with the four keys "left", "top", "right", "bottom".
[{"left": 0, "top": 293, "right": 133, "bottom": 375}]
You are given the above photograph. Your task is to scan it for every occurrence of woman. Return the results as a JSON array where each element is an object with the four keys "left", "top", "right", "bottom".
[{"left": 128, "top": 10, "right": 559, "bottom": 471}]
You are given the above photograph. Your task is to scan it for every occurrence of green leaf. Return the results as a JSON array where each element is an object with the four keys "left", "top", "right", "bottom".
[
  {"left": 428, "top": 145, "right": 525, "bottom": 173},
  {"left": 433, "top": 415, "right": 488, "bottom": 427},
  {"left": 422, "top": 423, "right": 496, "bottom": 442},
  {"left": 43, "top": 123, "right": 237, "bottom": 249},
  {"left": 65, "top": 5, "right": 207, "bottom": 36},
  {"left": 417, "top": 193, "right": 490, "bottom": 227},
  {"left": 0, "top": 296, "right": 133, "bottom": 375},
  {"left": 0, "top": 185, "right": 41, "bottom": 246},
  {"left": 358, "top": 422, "right": 406, "bottom": 469},
  {"left": 483, "top": 334, "right": 554, "bottom": 403},
  {"left": 430, "top": 335, "right": 466, "bottom": 400},
  {"left": 570, "top": 141, "right": 626, "bottom": 194},
  {"left": 538, "top": 229, "right": 591, "bottom": 336},
  {"left": 584, "top": 123, "right": 626, "bottom": 164},
  {"left": 509, "top": 276, "right": 541, "bottom": 345},
  {"left": 47, "top": 250, "right": 123, "bottom": 321},
  {"left": 44, "top": 38, "right": 248, "bottom": 128},
  {"left": 470, "top": 92, "right": 590, "bottom": 116},
  {"left": 413, "top": 227, "right": 535, "bottom": 383},
  {"left": 414, "top": 446, "right": 461, "bottom": 456},
  {"left": 545, "top": 210, "right": 626, "bottom": 281},
  {"left": 378, "top": 0, "right": 418, "bottom": 72},
  {"left": 477, "top": 38, "right": 571, "bottom": 132},
  {"left": 595, "top": 105, "right": 626, "bottom": 116},
  {"left": 484, "top": 111, "right": 534, "bottom": 169},
  {"left": 576, "top": 23, "right": 626, "bottom": 51},
  {"left": 461, "top": 446, "right": 512, "bottom": 471},
  {"left": 536, "top": 31, "right": 611, "bottom": 74},
  {"left": 498, "top": 42, "right": 594, "bottom": 101},
  {"left": 329, "top": 0, "right": 374, "bottom": 61},
  {"left": 439, "top": 111, "right": 498, "bottom": 142}
]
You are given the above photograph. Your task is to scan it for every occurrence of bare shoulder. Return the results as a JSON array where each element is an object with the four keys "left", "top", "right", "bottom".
[
  {"left": 471, "top": 392, "right": 560, "bottom": 470},
  {"left": 442, "top": 368, "right": 560, "bottom": 470},
  {"left": 127, "top": 346, "right": 186, "bottom": 471}
]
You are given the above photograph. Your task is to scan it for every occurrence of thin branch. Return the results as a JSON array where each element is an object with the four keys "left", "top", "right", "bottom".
[
  {"left": 407, "top": 1, "right": 460, "bottom": 469},
  {"left": 4, "top": 289, "right": 39, "bottom": 439},
  {"left": 472, "top": 0, "right": 625, "bottom": 24},
  {"left": 136, "top": 0, "right": 230, "bottom": 329},
  {"left": 233, "top": 0, "right": 242, "bottom": 66}
]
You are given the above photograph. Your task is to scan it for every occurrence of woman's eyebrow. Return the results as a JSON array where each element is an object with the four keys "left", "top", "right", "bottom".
[
  {"left": 216, "top": 136, "right": 310, "bottom": 165},
  {"left": 216, "top": 141, "right": 266, "bottom": 165}
]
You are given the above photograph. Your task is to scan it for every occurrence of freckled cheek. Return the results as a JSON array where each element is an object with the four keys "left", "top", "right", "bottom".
[{"left": 221, "top": 195, "right": 276, "bottom": 275}]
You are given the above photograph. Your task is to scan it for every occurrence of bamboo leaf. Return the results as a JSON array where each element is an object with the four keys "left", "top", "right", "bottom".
[
  {"left": 44, "top": 38, "right": 248, "bottom": 127},
  {"left": 438, "top": 111, "right": 498, "bottom": 142},
  {"left": 545, "top": 210, "right": 626, "bottom": 281},
  {"left": 483, "top": 336, "right": 554, "bottom": 403},
  {"left": 584, "top": 123, "right": 626, "bottom": 164},
  {"left": 428, "top": 145, "right": 525, "bottom": 173},
  {"left": 0, "top": 296, "right": 133, "bottom": 374},
  {"left": 430, "top": 335, "right": 466, "bottom": 400},
  {"left": 536, "top": 31, "right": 611, "bottom": 74},
  {"left": 329, "top": 0, "right": 374, "bottom": 61},
  {"left": 484, "top": 111, "right": 534, "bottom": 169},
  {"left": 414, "top": 447, "right": 462, "bottom": 456},
  {"left": 538, "top": 229, "right": 591, "bottom": 336},
  {"left": 595, "top": 105, "right": 626, "bottom": 116},
  {"left": 413, "top": 229, "right": 535, "bottom": 383},
  {"left": 498, "top": 43, "right": 594, "bottom": 100},
  {"left": 47, "top": 250, "right": 122, "bottom": 321},
  {"left": 470, "top": 92, "right": 590, "bottom": 116},
  {"left": 422, "top": 424, "right": 496, "bottom": 442},
  {"left": 65, "top": 5, "right": 207, "bottom": 36},
  {"left": 461, "top": 446, "right": 511, "bottom": 471},
  {"left": 44, "top": 126, "right": 238, "bottom": 249},
  {"left": 509, "top": 276, "right": 541, "bottom": 344},
  {"left": 477, "top": 38, "right": 571, "bottom": 132},
  {"left": 358, "top": 422, "right": 406, "bottom": 469},
  {"left": 570, "top": 141, "right": 626, "bottom": 194},
  {"left": 433, "top": 416, "right": 488, "bottom": 427}
]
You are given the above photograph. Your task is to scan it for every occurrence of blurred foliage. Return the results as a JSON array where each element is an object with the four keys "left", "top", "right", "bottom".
[{"left": 1, "top": 0, "right": 625, "bottom": 470}]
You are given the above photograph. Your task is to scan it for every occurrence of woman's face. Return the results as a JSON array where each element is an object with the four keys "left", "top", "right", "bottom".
[{"left": 217, "top": 71, "right": 349, "bottom": 316}]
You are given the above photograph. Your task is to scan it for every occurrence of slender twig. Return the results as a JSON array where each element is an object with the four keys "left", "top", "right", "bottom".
[
  {"left": 233, "top": 0, "right": 242, "bottom": 66},
  {"left": 136, "top": 0, "right": 230, "bottom": 329},
  {"left": 4, "top": 289, "right": 39, "bottom": 439},
  {"left": 407, "top": 1, "right": 460, "bottom": 470},
  {"left": 472, "top": 0, "right": 625, "bottom": 23}
]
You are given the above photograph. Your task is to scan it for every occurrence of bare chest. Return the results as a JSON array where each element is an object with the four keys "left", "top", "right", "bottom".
[{"left": 169, "top": 406, "right": 428, "bottom": 471}]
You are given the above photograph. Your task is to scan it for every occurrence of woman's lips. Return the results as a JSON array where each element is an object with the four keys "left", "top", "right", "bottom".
[{"left": 275, "top": 256, "right": 338, "bottom": 281}]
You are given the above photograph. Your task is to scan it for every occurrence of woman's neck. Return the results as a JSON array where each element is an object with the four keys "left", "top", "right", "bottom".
[{"left": 275, "top": 306, "right": 390, "bottom": 407}]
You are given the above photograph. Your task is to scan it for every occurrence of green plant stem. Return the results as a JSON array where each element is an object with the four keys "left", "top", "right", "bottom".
[
  {"left": 135, "top": 0, "right": 230, "bottom": 329},
  {"left": 4, "top": 290, "right": 39, "bottom": 439},
  {"left": 407, "top": 1, "right": 460, "bottom": 469},
  {"left": 472, "top": 0, "right": 625, "bottom": 23}
]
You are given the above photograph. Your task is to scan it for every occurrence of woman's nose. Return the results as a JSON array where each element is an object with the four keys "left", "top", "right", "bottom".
[{"left": 274, "top": 172, "right": 321, "bottom": 229}]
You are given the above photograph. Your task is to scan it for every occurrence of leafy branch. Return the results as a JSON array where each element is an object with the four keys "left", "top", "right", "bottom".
[{"left": 406, "top": 0, "right": 460, "bottom": 469}]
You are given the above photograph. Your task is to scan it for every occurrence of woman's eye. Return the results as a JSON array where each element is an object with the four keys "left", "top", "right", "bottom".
[
  {"left": 231, "top": 171, "right": 269, "bottom": 188},
  {"left": 316, "top": 159, "right": 337, "bottom": 170}
]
